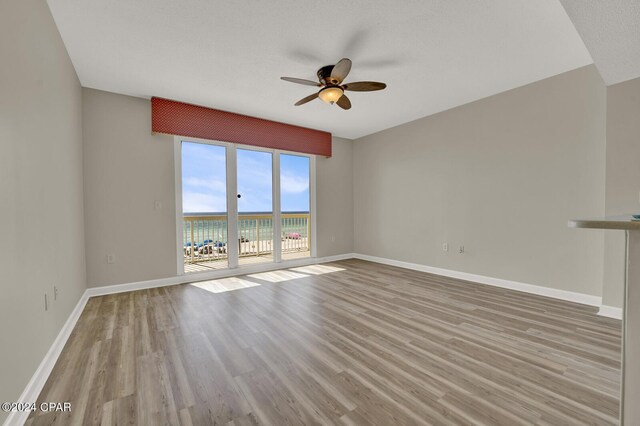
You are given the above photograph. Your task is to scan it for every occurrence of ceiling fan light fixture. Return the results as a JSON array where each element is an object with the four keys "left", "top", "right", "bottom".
[{"left": 318, "top": 86, "right": 344, "bottom": 104}]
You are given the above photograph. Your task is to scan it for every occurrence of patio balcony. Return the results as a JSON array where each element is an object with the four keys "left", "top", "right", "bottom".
[{"left": 183, "top": 213, "right": 310, "bottom": 273}]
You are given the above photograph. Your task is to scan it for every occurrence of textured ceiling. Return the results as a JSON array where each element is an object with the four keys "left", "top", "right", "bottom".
[
  {"left": 559, "top": 0, "right": 640, "bottom": 85},
  {"left": 47, "top": 0, "right": 592, "bottom": 139}
]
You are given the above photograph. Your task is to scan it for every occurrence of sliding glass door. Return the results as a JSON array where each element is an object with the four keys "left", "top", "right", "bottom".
[
  {"left": 280, "top": 154, "right": 310, "bottom": 261},
  {"left": 178, "top": 139, "right": 313, "bottom": 274},
  {"left": 237, "top": 148, "right": 273, "bottom": 266},
  {"left": 181, "top": 142, "right": 229, "bottom": 272}
]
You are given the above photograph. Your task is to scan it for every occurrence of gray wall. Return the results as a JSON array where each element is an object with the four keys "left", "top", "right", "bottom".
[
  {"left": 82, "top": 89, "right": 177, "bottom": 287},
  {"left": 603, "top": 76, "right": 640, "bottom": 308},
  {"left": 317, "top": 136, "right": 354, "bottom": 257},
  {"left": 0, "top": 0, "right": 86, "bottom": 421},
  {"left": 353, "top": 65, "right": 607, "bottom": 297},
  {"left": 82, "top": 88, "right": 354, "bottom": 287}
]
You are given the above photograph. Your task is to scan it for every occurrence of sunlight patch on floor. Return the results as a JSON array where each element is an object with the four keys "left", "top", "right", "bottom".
[
  {"left": 191, "top": 277, "right": 260, "bottom": 294},
  {"left": 290, "top": 265, "right": 346, "bottom": 275},
  {"left": 248, "top": 270, "right": 310, "bottom": 283},
  {"left": 190, "top": 263, "right": 348, "bottom": 293}
]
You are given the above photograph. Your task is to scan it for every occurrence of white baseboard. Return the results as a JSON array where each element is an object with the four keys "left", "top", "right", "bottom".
[
  {"left": 88, "top": 250, "right": 604, "bottom": 309},
  {"left": 598, "top": 305, "right": 623, "bottom": 320},
  {"left": 3, "top": 292, "right": 89, "bottom": 426},
  {"left": 352, "top": 253, "right": 603, "bottom": 307},
  {"left": 86, "top": 253, "right": 356, "bottom": 297}
]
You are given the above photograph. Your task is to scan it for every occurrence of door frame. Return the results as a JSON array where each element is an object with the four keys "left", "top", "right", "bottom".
[{"left": 174, "top": 136, "right": 316, "bottom": 275}]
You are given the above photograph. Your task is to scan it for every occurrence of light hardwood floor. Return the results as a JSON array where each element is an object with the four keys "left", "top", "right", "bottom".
[{"left": 27, "top": 259, "right": 621, "bottom": 425}]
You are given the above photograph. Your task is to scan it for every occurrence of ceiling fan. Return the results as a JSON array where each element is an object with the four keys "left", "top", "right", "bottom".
[{"left": 280, "top": 58, "right": 386, "bottom": 110}]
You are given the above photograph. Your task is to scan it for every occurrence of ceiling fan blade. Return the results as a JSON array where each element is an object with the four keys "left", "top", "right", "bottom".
[
  {"left": 336, "top": 94, "right": 351, "bottom": 110},
  {"left": 281, "top": 77, "right": 320, "bottom": 87},
  {"left": 294, "top": 92, "right": 319, "bottom": 106},
  {"left": 343, "top": 81, "right": 386, "bottom": 92},
  {"left": 330, "top": 58, "right": 352, "bottom": 84}
]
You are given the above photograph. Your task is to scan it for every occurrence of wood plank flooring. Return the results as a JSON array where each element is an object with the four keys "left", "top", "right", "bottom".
[{"left": 27, "top": 259, "right": 621, "bottom": 425}]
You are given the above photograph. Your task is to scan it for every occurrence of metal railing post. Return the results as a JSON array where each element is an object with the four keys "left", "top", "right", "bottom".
[
  {"left": 190, "top": 219, "right": 195, "bottom": 263},
  {"left": 256, "top": 219, "right": 260, "bottom": 256}
]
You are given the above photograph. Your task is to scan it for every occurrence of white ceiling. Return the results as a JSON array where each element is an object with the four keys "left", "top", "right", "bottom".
[
  {"left": 47, "top": 0, "right": 592, "bottom": 139},
  {"left": 559, "top": 0, "right": 640, "bottom": 86}
]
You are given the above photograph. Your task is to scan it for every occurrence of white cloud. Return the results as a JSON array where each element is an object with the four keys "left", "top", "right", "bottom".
[
  {"left": 183, "top": 192, "right": 226, "bottom": 213},
  {"left": 183, "top": 177, "right": 226, "bottom": 192},
  {"left": 280, "top": 173, "right": 309, "bottom": 194}
]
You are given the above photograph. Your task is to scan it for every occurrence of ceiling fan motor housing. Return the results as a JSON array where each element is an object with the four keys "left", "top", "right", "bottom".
[{"left": 318, "top": 65, "right": 339, "bottom": 85}]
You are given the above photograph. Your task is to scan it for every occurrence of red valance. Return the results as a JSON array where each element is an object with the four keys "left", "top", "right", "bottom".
[{"left": 151, "top": 97, "right": 332, "bottom": 157}]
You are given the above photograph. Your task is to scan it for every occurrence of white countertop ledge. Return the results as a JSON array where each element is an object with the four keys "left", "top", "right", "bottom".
[{"left": 568, "top": 215, "right": 640, "bottom": 230}]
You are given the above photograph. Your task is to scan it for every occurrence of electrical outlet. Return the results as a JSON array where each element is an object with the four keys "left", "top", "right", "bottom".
[
  {"left": 459, "top": 245, "right": 465, "bottom": 254},
  {"left": 442, "top": 243, "right": 449, "bottom": 252},
  {"left": 54, "top": 286, "right": 58, "bottom": 300},
  {"left": 107, "top": 254, "right": 116, "bottom": 264}
]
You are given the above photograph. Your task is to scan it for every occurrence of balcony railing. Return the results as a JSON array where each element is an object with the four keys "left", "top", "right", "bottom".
[{"left": 183, "top": 213, "right": 310, "bottom": 267}]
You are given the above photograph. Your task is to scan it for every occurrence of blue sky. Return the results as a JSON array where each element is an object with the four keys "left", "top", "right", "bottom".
[{"left": 182, "top": 142, "right": 309, "bottom": 213}]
